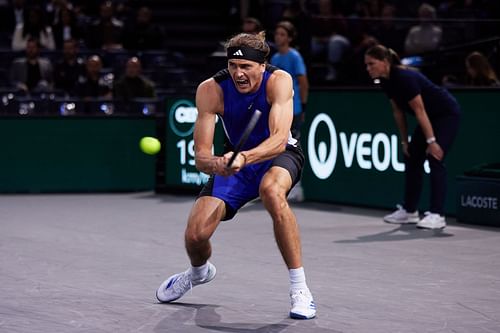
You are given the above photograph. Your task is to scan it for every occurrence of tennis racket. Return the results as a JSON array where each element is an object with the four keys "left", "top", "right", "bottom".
[{"left": 226, "top": 109, "right": 262, "bottom": 167}]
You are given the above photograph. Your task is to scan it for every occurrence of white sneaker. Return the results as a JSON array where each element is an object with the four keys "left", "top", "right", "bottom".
[
  {"left": 383, "top": 205, "right": 419, "bottom": 224},
  {"left": 156, "top": 262, "right": 216, "bottom": 303},
  {"left": 289, "top": 289, "right": 316, "bottom": 319},
  {"left": 417, "top": 212, "right": 446, "bottom": 229}
]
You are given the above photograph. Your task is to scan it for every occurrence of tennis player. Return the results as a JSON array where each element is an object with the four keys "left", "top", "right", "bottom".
[
  {"left": 365, "top": 44, "right": 461, "bottom": 229},
  {"left": 156, "top": 31, "right": 316, "bottom": 320}
]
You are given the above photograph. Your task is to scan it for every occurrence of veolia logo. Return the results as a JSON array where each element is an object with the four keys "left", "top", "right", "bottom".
[
  {"left": 169, "top": 99, "right": 198, "bottom": 137},
  {"left": 307, "top": 113, "right": 413, "bottom": 180},
  {"left": 308, "top": 113, "right": 338, "bottom": 179}
]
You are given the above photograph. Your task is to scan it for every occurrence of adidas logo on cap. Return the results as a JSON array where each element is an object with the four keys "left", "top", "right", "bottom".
[{"left": 233, "top": 49, "right": 243, "bottom": 56}]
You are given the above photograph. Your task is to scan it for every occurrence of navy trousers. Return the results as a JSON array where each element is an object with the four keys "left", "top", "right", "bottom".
[{"left": 403, "top": 112, "right": 461, "bottom": 215}]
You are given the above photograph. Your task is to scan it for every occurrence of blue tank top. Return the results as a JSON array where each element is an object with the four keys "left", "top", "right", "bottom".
[
  {"left": 209, "top": 65, "right": 300, "bottom": 216},
  {"left": 214, "top": 65, "right": 281, "bottom": 151}
]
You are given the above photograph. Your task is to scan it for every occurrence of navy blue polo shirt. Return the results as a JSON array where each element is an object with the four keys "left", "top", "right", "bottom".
[{"left": 379, "top": 66, "right": 459, "bottom": 118}]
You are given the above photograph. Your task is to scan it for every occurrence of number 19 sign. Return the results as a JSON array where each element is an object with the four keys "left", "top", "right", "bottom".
[{"left": 165, "top": 98, "right": 222, "bottom": 188}]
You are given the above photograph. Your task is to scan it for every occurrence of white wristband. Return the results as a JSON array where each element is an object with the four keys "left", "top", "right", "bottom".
[{"left": 426, "top": 137, "right": 436, "bottom": 144}]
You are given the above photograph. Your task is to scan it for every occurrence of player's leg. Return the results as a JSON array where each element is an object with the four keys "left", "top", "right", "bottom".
[
  {"left": 260, "top": 165, "right": 302, "bottom": 268},
  {"left": 260, "top": 147, "right": 316, "bottom": 319},
  {"left": 156, "top": 196, "right": 225, "bottom": 303},
  {"left": 185, "top": 196, "right": 226, "bottom": 266}
]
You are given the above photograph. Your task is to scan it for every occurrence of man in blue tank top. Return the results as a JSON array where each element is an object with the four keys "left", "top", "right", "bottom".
[{"left": 156, "top": 32, "right": 316, "bottom": 320}]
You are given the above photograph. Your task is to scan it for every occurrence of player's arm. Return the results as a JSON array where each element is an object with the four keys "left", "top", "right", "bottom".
[
  {"left": 390, "top": 99, "right": 409, "bottom": 156},
  {"left": 193, "top": 78, "right": 229, "bottom": 175},
  {"left": 240, "top": 69, "right": 293, "bottom": 164},
  {"left": 408, "top": 94, "right": 443, "bottom": 160}
]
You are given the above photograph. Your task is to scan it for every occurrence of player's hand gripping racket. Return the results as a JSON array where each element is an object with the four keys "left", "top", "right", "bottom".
[{"left": 226, "top": 110, "right": 262, "bottom": 167}]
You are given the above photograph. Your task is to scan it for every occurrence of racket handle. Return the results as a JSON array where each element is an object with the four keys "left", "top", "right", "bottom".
[{"left": 226, "top": 110, "right": 262, "bottom": 167}]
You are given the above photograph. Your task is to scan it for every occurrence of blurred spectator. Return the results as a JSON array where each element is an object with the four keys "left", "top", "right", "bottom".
[
  {"left": 12, "top": 5, "right": 56, "bottom": 50},
  {"left": 352, "top": 0, "right": 384, "bottom": 18},
  {"left": 325, "top": 27, "right": 350, "bottom": 82},
  {"left": 372, "top": 4, "right": 407, "bottom": 55},
  {"left": 52, "top": 7, "right": 83, "bottom": 49},
  {"left": 123, "top": 6, "right": 163, "bottom": 50},
  {"left": 310, "top": 0, "right": 350, "bottom": 83},
  {"left": 0, "top": 0, "right": 26, "bottom": 35},
  {"left": 113, "top": 0, "right": 132, "bottom": 23},
  {"left": 270, "top": 20, "right": 308, "bottom": 139},
  {"left": 281, "top": 0, "right": 313, "bottom": 67},
  {"left": 261, "top": 0, "right": 292, "bottom": 36},
  {"left": 212, "top": 16, "right": 274, "bottom": 58},
  {"left": 344, "top": 6, "right": 379, "bottom": 85},
  {"left": 114, "top": 57, "right": 156, "bottom": 100},
  {"left": 241, "top": 16, "right": 263, "bottom": 34},
  {"left": 45, "top": 0, "right": 73, "bottom": 26},
  {"left": 242, "top": 16, "right": 277, "bottom": 57},
  {"left": 437, "top": 0, "right": 460, "bottom": 18},
  {"left": 85, "top": 1, "right": 124, "bottom": 50},
  {"left": 70, "top": 2, "right": 92, "bottom": 32},
  {"left": 54, "top": 38, "right": 85, "bottom": 95},
  {"left": 404, "top": 3, "right": 442, "bottom": 55},
  {"left": 9, "top": 38, "right": 53, "bottom": 93},
  {"left": 74, "top": 55, "right": 112, "bottom": 99},
  {"left": 465, "top": 51, "right": 500, "bottom": 86}
]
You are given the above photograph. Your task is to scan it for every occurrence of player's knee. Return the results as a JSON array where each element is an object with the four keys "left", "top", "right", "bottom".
[
  {"left": 184, "top": 226, "right": 209, "bottom": 246},
  {"left": 259, "top": 182, "right": 276, "bottom": 199},
  {"left": 260, "top": 182, "right": 287, "bottom": 208}
]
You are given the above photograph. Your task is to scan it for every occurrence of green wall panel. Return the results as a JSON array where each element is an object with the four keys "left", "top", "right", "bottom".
[
  {"left": 0, "top": 117, "right": 157, "bottom": 192},
  {"left": 302, "top": 89, "right": 500, "bottom": 215}
]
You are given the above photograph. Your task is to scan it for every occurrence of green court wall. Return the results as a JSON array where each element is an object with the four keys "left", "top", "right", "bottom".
[
  {"left": 0, "top": 117, "right": 157, "bottom": 192},
  {"left": 301, "top": 89, "right": 500, "bottom": 214},
  {"left": 1, "top": 89, "right": 498, "bottom": 216}
]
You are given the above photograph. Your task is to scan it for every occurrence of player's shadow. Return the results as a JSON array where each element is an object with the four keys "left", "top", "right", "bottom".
[
  {"left": 155, "top": 303, "right": 341, "bottom": 333},
  {"left": 335, "top": 224, "right": 453, "bottom": 244}
]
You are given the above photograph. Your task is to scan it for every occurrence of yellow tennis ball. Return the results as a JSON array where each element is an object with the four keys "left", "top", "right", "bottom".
[{"left": 139, "top": 136, "right": 161, "bottom": 155}]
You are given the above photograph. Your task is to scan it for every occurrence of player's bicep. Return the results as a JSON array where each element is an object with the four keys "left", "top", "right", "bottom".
[
  {"left": 268, "top": 72, "right": 294, "bottom": 134},
  {"left": 193, "top": 111, "right": 216, "bottom": 153},
  {"left": 194, "top": 80, "right": 220, "bottom": 154}
]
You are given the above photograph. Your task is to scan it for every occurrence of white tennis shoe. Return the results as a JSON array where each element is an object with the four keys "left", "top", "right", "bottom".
[
  {"left": 289, "top": 289, "right": 316, "bottom": 319},
  {"left": 383, "top": 205, "right": 419, "bottom": 224},
  {"left": 156, "top": 262, "right": 216, "bottom": 303},
  {"left": 417, "top": 212, "right": 446, "bottom": 229}
]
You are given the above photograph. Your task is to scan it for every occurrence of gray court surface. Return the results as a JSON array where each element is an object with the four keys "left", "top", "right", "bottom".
[{"left": 1, "top": 192, "right": 499, "bottom": 333}]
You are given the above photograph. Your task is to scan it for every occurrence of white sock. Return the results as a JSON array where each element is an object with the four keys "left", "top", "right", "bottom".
[
  {"left": 289, "top": 267, "right": 308, "bottom": 291},
  {"left": 190, "top": 262, "right": 209, "bottom": 281}
]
